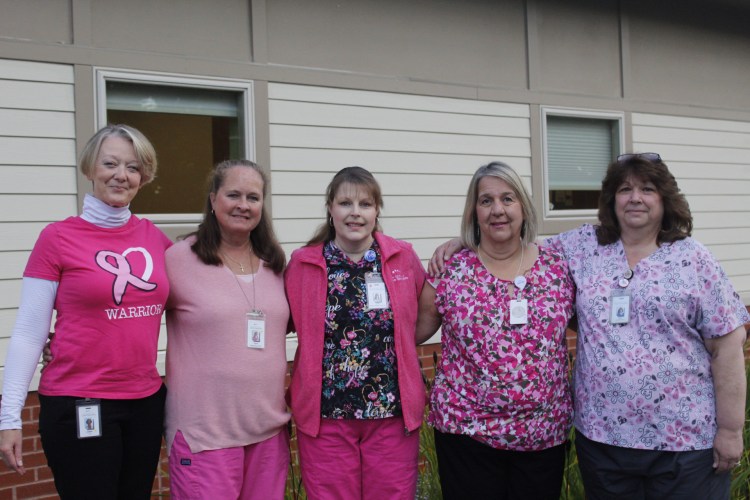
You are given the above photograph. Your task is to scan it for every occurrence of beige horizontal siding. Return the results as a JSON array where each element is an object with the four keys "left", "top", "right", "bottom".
[
  {"left": 271, "top": 194, "right": 467, "bottom": 219},
  {"left": 0, "top": 109, "right": 75, "bottom": 138},
  {"left": 633, "top": 112, "right": 750, "bottom": 301},
  {"left": 0, "top": 59, "right": 74, "bottom": 84},
  {"left": 270, "top": 148, "right": 531, "bottom": 175},
  {"left": 0, "top": 80, "right": 75, "bottom": 112},
  {"left": 0, "top": 60, "right": 78, "bottom": 389},
  {"left": 270, "top": 124, "right": 531, "bottom": 156},
  {"left": 0, "top": 137, "right": 76, "bottom": 165},
  {"left": 269, "top": 83, "right": 530, "bottom": 117},
  {"left": 0, "top": 222, "right": 51, "bottom": 251},
  {"left": 0, "top": 194, "right": 78, "bottom": 222},
  {"left": 0, "top": 310, "right": 16, "bottom": 337},
  {"left": 269, "top": 83, "right": 531, "bottom": 262},
  {"left": 2, "top": 166, "right": 78, "bottom": 194},
  {"left": 0, "top": 280, "right": 21, "bottom": 310},
  {"left": 0, "top": 252, "right": 30, "bottom": 280}
]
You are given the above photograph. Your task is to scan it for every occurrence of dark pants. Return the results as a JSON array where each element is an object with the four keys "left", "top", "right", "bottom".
[
  {"left": 575, "top": 430, "right": 730, "bottom": 500},
  {"left": 434, "top": 429, "right": 566, "bottom": 500},
  {"left": 39, "top": 384, "right": 166, "bottom": 500}
]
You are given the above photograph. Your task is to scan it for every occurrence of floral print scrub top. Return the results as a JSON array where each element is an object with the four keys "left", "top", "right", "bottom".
[
  {"left": 428, "top": 246, "right": 574, "bottom": 451},
  {"left": 548, "top": 224, "right": 750, "bottom": 451},
  {"left": 321, "top": 241, "right": 401, "bottom": 419}
]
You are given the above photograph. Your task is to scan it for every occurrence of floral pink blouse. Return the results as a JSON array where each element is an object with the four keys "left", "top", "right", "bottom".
[
  {"left": 428, "top": 246, "right": 575, "bottom": 451},
  {"left": 548, "top": 224, "right": 750, "bottom": 451}
]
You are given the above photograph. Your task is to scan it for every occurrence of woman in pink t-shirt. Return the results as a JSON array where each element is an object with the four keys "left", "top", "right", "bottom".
[
  {"left": 164, "top": 160, "right": 291, "bottom": 499},
  {"left": 0, "top": 125, "right": 170, "bottom": 498}
]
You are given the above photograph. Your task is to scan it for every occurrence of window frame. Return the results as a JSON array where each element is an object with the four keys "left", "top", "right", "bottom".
[
  {"left": 540, "top": 107, "right": 625, "bottom": 221},
  {"left": 94, "top": 68, "right": 255, "bottom": 224}
]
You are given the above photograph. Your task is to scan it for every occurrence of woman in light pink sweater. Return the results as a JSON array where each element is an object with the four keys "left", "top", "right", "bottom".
[{"left": 164, "top": 160, "right": 290, "bottom": 499}]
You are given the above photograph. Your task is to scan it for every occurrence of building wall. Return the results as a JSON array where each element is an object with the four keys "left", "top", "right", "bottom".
[
  {"left": 632, "top": 113, "right": 750, "bottom": 296},
  {"left": 268, "top": 83, "right": 532, "bottom": 258},
  {"left": 0, "top": 0, "right": 749, "bottom": 493},
  {"left": 0, "top": 59, "right": 78, "bottom": 385}
]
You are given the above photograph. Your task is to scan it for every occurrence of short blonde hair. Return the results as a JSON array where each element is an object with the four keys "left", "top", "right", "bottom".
[
  {"left": 79, "top": 124, "right": 157, "bottom": 185},
  {"left": 460, "top": 161, "right": 538, "bottom": 251}
]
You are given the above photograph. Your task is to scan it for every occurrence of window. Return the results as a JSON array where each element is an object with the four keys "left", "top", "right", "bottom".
[
  {"left": 542, "top": 108, "right": 623, "bottom": 215},
  {"left": 95, "top": 70, "right": 254, "bottom": 221}
]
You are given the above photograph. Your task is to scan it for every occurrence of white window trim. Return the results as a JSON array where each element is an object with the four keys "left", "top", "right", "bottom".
[
  {"left": 541, "top": 107, "right": 624, "bottom": 220},
  {"left": 94, "top": 68, "right": 255, "bottom": 224}
]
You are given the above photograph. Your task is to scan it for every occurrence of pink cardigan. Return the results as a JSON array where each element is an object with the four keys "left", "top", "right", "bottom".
[{"left": 285, "top": 232, "right": 427, "bottom": 437}]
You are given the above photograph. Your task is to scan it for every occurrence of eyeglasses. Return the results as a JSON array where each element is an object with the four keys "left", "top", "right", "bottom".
[{"left": 617, "top": 152, "right": 662, "bottom": 164}]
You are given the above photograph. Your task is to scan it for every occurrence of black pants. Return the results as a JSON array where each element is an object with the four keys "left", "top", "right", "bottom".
[
  {"left": 575, "top": 430, "right": 730, "bottom": 500},
  {"left": 39, "top": 384, "right": 166, "bottom": 500},
  {"left": 434, "top": 429, "right": 566, "bottom": 500}
]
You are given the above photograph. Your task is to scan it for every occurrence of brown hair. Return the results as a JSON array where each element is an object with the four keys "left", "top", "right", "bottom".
[
  {"left": 306, "top": 166, "right": 384, "bottom": 246},
  {"left": 79, "top": 124, "right": 157, "bottom": 185},
  {"left": 596, "top": 155, "right": 692, "bottom": 245},
  {"left": 190, "top": 160, "right": 286, "bottom": 274}
]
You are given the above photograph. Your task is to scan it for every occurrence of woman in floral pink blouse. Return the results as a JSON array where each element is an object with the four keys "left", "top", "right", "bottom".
[
  {"left": 547, "top": 153, "right": 748, "bottom": 500},
  {"left": 417, "top": 162, "right": 575, "bottom": 500},
  {"left": 430, "top": 153, "right": 749, "bottom": 500}
]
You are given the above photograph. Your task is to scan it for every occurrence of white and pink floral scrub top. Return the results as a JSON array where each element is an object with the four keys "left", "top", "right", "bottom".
[{"left": 549, "top": 224, "right": 750, "bottom": 451}]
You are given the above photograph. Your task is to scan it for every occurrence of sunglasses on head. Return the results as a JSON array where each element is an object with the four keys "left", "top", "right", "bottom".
[{"left": 617, "top": 152, "right": 662, "bottom": 164}]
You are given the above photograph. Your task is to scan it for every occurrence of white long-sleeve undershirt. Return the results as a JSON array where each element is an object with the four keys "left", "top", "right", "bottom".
[{"left": 0, "top": 194, "right": 132, "bottom": 429}]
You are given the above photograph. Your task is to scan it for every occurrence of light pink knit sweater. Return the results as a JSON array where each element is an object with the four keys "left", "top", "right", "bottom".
[{"left": 164, "top": 237, "right": 290, "bottom": 454}]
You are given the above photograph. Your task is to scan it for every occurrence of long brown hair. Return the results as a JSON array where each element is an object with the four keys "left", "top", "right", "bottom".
[
  {"left": 306, "top": 166, "right": 384, "bottom": 246},
  {"left": 596, "top": 155, "right": 692, "bottom": 245},
  {"left": 190, "top": 160, "right": 286, "bottom": 273}
]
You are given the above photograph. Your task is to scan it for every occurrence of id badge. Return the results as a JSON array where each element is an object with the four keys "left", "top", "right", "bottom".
[
  {"left": 610, "top": 289, "right": 631, "bottom": 324},
  {"left": 365, "top": 272, "right": 389, "bottom": 310},
  {"left": 247, "top": 310, "right": 266, "bottom": 349},
  {"left": 76, "top": 399, "right": 102, "bottom": 439},
  {"left": 509, "top": 299, "right": 528, "bottom": 325}
]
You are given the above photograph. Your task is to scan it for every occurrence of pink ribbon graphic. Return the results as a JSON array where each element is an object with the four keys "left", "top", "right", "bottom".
[{"left": 96, "top": 248, "right": 157, "bottom": 305}]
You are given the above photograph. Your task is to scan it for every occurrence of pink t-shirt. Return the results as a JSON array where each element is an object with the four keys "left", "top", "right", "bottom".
[
  {"left": 25, "top": 216, "right": 171, "bottom": 399},
  {"left": 548, "top": 224, "right": 750, "bottom": 451}
]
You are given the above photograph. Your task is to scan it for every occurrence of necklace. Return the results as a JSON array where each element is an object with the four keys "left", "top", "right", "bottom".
[
  {"left": 221, "top": 249, "right": 251, "bottom": 273},
  {"left": 478, "top": 240, "right": 525, "bottom": 282},
  {"left": 227, "top": 254, "right": 258, "bottom": 312}
]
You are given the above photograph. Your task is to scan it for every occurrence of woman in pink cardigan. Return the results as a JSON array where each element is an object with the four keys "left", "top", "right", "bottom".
[{"left": 285, "top": 167, "right": 427, "bottom": 500}]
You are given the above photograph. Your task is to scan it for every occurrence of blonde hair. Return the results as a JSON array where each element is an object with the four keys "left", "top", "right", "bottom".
[
  {"left": 79, "top": 124, "right": 157, "bottom": 185},
  {"left": 460, "top": 161, "right": 538, "bottom": 251}
]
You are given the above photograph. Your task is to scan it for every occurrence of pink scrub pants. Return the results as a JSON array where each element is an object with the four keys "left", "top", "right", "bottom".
[
  {"left": 168, "top": 428, "right": 289, "bottom": 500},
  {"left": 297, "top": 417, "right": 419, "bottom": 500}
]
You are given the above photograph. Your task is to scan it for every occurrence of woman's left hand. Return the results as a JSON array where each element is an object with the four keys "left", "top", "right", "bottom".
[
  {"left": 705, "top": 325, "right": 748, "bottom": 474},
  {"left": 713, "top": 427, "right": 743, "bottom": 474}
]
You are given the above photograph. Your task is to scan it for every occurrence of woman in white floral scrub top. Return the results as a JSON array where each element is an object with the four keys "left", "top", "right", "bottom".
[
  {"left": 547, "top": 153, "right": 749, "bottom": 500},
  {"left": 417, "top": 162, "right": 575, "bottom": 500},
  {"left": 430, "top": 153, "right": 749, "bottom": 500}
]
